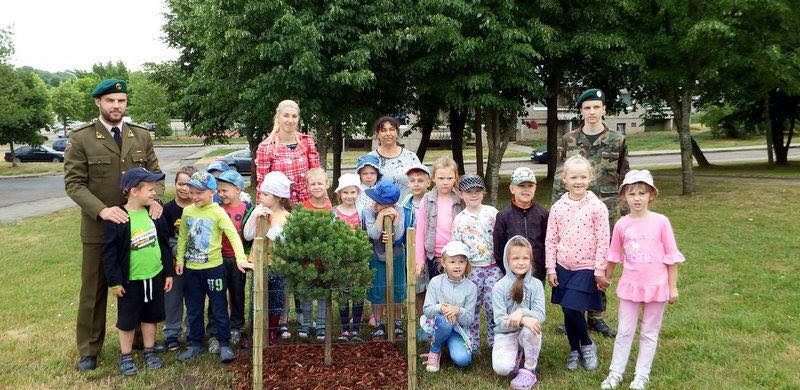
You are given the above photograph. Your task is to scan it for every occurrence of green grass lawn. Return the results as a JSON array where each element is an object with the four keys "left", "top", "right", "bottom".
[
  {"left": 1, "top": 164, "right": 798, "bottom": 389},
  {"left": 0, "top": 161, "right": 63, "bottom": 177}
]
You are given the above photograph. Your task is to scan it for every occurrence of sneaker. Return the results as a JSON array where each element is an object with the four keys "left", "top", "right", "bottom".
[
  {"left": 510, "top": 368, "right": 537, "bottom": 390},
  {"left": 371, "top": 323, "right": 386, "bottom": 341},
  {"left": 76, "top": 356, "right": 97, "bottom": 372},
  {"left": 279, "top": 323, "right": 291, "bottom": 339},
  {"left": 349, "top": 331, "right": 363, "bottom": 342},
  {"left": 177, "top": 345, "right": 204, "bottom": 362},
  {"left": 230, "top": 329, "right": 242, "bottom": 346},
  {"left": 153, "top": 342, "right": 167, "bottom": 354},
  {"left": 425, "top": 351, "right": 441, "bottom": 372},
  {"left": 580, "top": 343, "right": 599, "bottom": 371},
  {"left": 555, "top": 324, "right": 566, "bottom": 334},
  {"left": 165, "top": 338, "right": 180, "bottom": 351},
  {"left": 394, "top": 320, "right": 405, "bottom": 339},
  {"left": 315, "top": 328, "right": 326, "bottom": 342},
  {"left": 143, "top": 349, "right": 163, "bottom": 370},
  {"left": 589, "top": 318, "right": 617, "bottom": 337},
  {"left": 298, "top": 326, "right": 310, "bottom": 339},
  {"left": 629, "top": 376, "right": 649, "bottom": 390},
  {"left": 338, "top": 330, "right": 350, "bottom": 342},
  {"left": 601, "top": 372, "right": 623, "bottom": 389},
  {"left": 118, "top": 353, "right": 138, "bottom": 376},
  {"left": 208, "top": 337, "right": 220, "bottom": 354},
  {"left": 219, "top": 346, "right": 236, "bottom": 363},
  {"left": 565, "top": 350, "right": 580, "bottom": 371}
]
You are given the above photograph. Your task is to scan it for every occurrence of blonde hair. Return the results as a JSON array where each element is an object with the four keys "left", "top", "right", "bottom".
[
  {"left": 618, "top": 182, "right": 658, "bottom": 207},
  {"left": 506, "top": 236, "right": 533, "bottom": 303},
  {"left": 431, "top": 156, "right": 459, "bottom": 181},
  {"left": 266, "top": 99, "right": 301, "bottom": 144},
  {"left": 562, "top": 155, "right": 594, "bottom": 178},
  {"left": 305, "top": 167, "right": 328, "bottom": 187}
]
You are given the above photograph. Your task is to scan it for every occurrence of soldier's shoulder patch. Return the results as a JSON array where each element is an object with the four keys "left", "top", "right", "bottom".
[
  {"left": 71, "top": 122, "right": 94, "bottom": 133},
  {"left": 127, "top": 122, "right": 148, "bottom": 131}
]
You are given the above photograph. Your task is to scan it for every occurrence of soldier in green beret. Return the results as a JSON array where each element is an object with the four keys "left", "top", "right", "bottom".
[
  {"left": 64, "top": 78, "right": 164, "bottom": 371},
  {"left": 550, "top": 88, "right": 630, "bottom": 338}
]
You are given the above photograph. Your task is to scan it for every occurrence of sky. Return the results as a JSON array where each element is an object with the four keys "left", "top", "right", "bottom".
[{"left": 1, "top": 0, "right": 179, "bottom": 72}]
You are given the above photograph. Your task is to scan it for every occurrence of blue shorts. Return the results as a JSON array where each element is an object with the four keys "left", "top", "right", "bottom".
[{"left": 368, "top": 252, "right": 407, "bottom": 304}]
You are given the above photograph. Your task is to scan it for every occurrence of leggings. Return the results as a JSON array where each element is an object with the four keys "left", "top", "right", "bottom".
[{"left": 563, "top": 307, "right": 592, "bottom": 351}]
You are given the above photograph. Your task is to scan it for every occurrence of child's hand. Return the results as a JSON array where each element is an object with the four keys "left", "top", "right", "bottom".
[
  {"left": 238, "top": 262, "right": 253, "bottom": 273},
  {"left": 175, "top": 263, "right": 184, "bottom": 276},
  {"left": 110, "top": 285, "right": 125, "bottom": 297},
  {"left": 148, "top": 200, "right": 163, "bottom": 220},
  {"left": 506, "top": 309, "right": 523, "bottom": 328},
  {"left": 546, "top": 273, "right": 558, "bottom": 287},
  {"left": 415, "top": 263, "right": 424, "bottom": 278},
  {"left": 253, "top": 205, "right": 272, "bottom": 218},
  {"left": 595, "top": 275, "right": 610, "bottom": 291},
  {"left": 441, "top": 304, "right": 459, "bottom": 323},
  {"left": 521, "top": 317, "right": 542, "bottom": 334},
  {"left": 669, "top": 287, "right": 679, "bottom": 304},
  {"left": 164, "top": 277, "right": 173, "bottom": 292}
]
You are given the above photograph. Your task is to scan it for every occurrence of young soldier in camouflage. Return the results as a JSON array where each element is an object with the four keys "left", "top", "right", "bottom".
[{"left": 550, "top": 88, "right": 630, "bottom": 338}]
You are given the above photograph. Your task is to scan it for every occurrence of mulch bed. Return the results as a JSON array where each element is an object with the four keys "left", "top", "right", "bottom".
[{"left": 230, "top": 342, "right": 408, "bottom": 390}]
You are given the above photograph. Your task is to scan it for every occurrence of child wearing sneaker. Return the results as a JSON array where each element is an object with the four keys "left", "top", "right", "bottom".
[
  {"left": 176, "top": 172, "right": 250, "bottom": 364},
  {"left": 102, "top": 168, "right": 174, "bottom": 375},
  {"left": 600, "top": 171, "right": 684, "bottom": 390},
  {"left": 243, "top": 171, "right": 293, "bottom": 346},
  {"left": 422, "top": 241, "right": 477, "bottom": 372},
  {"left": 545, "top": 156, "right": 610, "bottom": 372},
  {"left": 451, "top": 174, "right": 499, "bottom": 354},
  {"left": 401, "top": 163, "right": 432, "bottom": 337},
  {"left": 333, "top": 173, "right": 365, "bottom": 342},
  {"left": 364, "top": 179, "right": 407, "bottom": 340},
  {"left": 491, "top": 236, "right": 545, "bottom": 390}
]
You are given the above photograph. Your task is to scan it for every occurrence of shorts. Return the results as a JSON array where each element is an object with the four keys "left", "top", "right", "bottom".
[
  {"left": 368, "top": 252, "right": 407, "bottom": 304},
  {"left": 116, "top": 272, "right": 166, "bottom": 331}
]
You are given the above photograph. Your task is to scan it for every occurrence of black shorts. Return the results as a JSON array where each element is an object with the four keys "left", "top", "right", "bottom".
[{"left": 116, "top": 273, "right": 166, "bottom": 331}]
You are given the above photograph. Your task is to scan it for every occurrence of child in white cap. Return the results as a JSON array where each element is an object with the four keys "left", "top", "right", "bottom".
[{"left": 332, "top": 173, "right": 365, "bottom": 341}]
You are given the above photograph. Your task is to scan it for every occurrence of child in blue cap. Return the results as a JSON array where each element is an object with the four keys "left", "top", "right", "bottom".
[
  {"left": 363, "top": 179, "right": 407, "bottom": 340},
  {"left": 355, "top": 154, "right": 382, "bottom": 214}
]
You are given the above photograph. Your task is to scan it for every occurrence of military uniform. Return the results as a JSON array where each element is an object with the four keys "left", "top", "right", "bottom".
[{"left": 64, "top": 120, "right": 163, "bottom": 358}]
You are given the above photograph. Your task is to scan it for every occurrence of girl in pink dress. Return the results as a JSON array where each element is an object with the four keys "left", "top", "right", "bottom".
[{"left": 601, "top": 170, "right": 684, "bottom": 390}]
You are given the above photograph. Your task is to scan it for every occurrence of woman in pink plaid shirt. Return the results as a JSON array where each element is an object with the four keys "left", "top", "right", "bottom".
[{"left": 255, "top": 100, "right": 321, "bottom": 206}]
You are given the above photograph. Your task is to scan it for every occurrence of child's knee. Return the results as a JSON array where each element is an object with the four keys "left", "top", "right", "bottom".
[
  {"left": 451, "top": 350, "right": 472, "bottom": 367},
  {"left": 493, "top": 359, "right": 515, "bottom": 376}
]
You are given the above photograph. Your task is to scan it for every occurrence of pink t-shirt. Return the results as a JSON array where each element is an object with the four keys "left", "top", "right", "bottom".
[
  {"left": 608, "top": 212, "right": 685, "bottom": 303},
  {"left": 415, "top": 194, "right": 455, "bottom": 265},
  {"left": 334, "top": 206, "right": 361, "bottom": 231},
  {"left": 221, "top": 202, "right": 248, "bottom": 258},
  {"left": 545, "top": 191, "right": 610, "bottom": 276}
]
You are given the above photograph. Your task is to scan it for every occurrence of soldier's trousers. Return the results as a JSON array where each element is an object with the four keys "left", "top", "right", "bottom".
[{"left": 76, "top": 243, "right": 107, "bottom": 357}]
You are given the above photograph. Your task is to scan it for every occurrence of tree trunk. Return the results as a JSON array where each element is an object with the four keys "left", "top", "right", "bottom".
[
  {"left": 545, "top": 70, "right": 561, "bottom": 181},
  {"left": 690, "top": 137, "right": 711, "bottom": 166},
  {"left": 416, "top": 108, "right": 436, "bottom": 162},
  {"left": 315, "top": 122, "right": 329, "bottom": 171},
  {"left": 474, "top": 108, "right": 484, "bottom": 177},
  {"left": 449, "top": 108, "right": 467, "bottom": 175},
  {"left": 764, "top": 95, "right": 774, "bottom": 165},
  {"left": 332, "top": 121, "right": 343, "bottom": 189},
  {"left": 485, "top": 109, "right": 514, "bottom": 206},
  {"left": 671, "top": 93, "right": 694, "bottom": 195},
  {"left": 324, "top": 294, "right": 333, "bottom": 365},
  {"left": 9, "top": 141, "right": 16, "bottom": 168},
  {"left": 247, "top": 129, "right": 261, "bottom": 189}
]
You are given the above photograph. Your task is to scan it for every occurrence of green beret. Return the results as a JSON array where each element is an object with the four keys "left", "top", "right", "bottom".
[
  {"left": 576, "top": 88, "right": 605, "bottom": 108},
  {"left": 91, "top": 79, "right": 128, "bottom": 98}
]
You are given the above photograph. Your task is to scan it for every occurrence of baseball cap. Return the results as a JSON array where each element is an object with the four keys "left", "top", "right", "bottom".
[
  {"left": 405, "top": 163, "right": 430, "bottom": 176},
  {"left": 206, "top": 160, "right": 231, "bottom": 173},
  {"left": 259, "top": 171, "right": 292, "bottom": 199},
  {"left": 187, "top": 171, "right": 217, "bottom": 191},
  {"left": 365, "top": 179, "right": 400, "bottom": 205},
  {"left": 442, "top": 241, "right": 470, "bottom": 258},
  {"left": 620, "top": 170, "right": 659, "bottom": 195},
  {"left": 334, "top": 173, "right": 361, "bottom": 193},
  {"left": 458, "top": 174, "right": 485, "bottom": 191},
  {"left": 216, "top": 170, "right": 245, "bottom": 190},
  {"left": 120, "top": 167, "right": 165, "bottom": 192},
  {"left": 511, "top": 167, "right": 537, "bottom": 185}
]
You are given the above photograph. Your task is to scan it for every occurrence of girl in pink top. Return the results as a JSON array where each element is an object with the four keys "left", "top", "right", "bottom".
[
  {"left": 601, "top": 170, "right": 683, "bottom": 390},
  {"left": 545, "top": 155, "right": 610, "bottom": 372}
]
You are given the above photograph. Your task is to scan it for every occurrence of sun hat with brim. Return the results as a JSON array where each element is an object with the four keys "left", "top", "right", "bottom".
[
  {"left": 442, "top": 241, "right": 470, "bottom": 258},
  {"left": 187, "top": 171, "right": 217, "bottom": 191},
  {"left": 619, "top": 169, "right": 658, "bottom": 195},
  {"left": 120, "top": 167, "right": 165, "bottom": 192},
  {"left": 355, "top": 154, "right": 382, "bottom": 175},
  {"left": 335, "top": 173, "right": 361, "bottom": 193},
  {"left": 365, "top": 179, "right": 400, "bottom": 205},
  {"left": 259, "top": 171, "right": 292, "bottom": 198}
]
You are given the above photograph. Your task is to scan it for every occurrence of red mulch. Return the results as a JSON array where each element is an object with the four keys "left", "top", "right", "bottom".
[{"left": 230, "top": 342, "right": 408, "bottom": 390}]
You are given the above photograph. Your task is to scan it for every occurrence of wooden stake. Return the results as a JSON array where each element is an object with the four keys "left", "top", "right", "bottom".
[
  {"left": 405, "top": 228, "right": 417, "bottom": 390},
  {"left": 252, "top": 215, "right": 269, "bottom": 390},
  {"left": 384, "top": 216, "right": 395, "bottom": 343}
]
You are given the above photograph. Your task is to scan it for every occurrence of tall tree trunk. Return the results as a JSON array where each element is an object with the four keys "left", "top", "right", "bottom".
[
  {"left": 315, "top": 122, "right": 329, "bottom": 171},
  {"left": 764, "top": 95, "right": 774, "bottom": 165},
  {"left": 473, "top": 108, "right": 484, "bottom": 177},
  {"left": 671, "top": 92, "right": 694, "bottom": 195},
  {"left": 332, "top": 121, "right": 343, "bottom": 190},
  {"left": 247, "top": 127, "right": 261, "bottom": 189},
  {"left": 545, "top": 70, "right": 561, "bottom": 180},
  {"left": 485, "top": 109, "right": 514, "bottom": 206},
  {"left": 9, "top": 141, "right": 16, "bottom": 168},
  {"left": 449, "top": 108, "right": 467, "bottom": 175},
  {"left": 416, "top": 108, "right": 436, "bottom": 162},
  {"left": 690, "top": 137, "right": 711, "bottom": 166},
  {"left": 324, "top": 294, "right": 333, "bottom": 365}
]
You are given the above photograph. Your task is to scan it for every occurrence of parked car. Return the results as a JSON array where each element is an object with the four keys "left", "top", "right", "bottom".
[
  {"left": 52, "top": 138, "right": 68, "bottom": 152},
  {"left": 218, "top": 149, "right": 252, "bottom": 174},
  {"left": 529, "top": 149, "right": 549, "bottom": 164},
  {"left": 4, "top": 145, "right": 64, "bottom": 163}
]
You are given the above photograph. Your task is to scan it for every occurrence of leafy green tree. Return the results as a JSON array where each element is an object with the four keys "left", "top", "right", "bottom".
[
  {"left": 51, "top": 80, "right": 84, "bottom": 132},
  {"left": 0, "top": 66, "right": 51, "bottom": 166},
  {"left": 89, "top": 61, "right": 129, "bottom": 81},
  {"left": 127, "top": 71, "right": 172, "bottom": 138},
  {"left": 0, "top": 26, "right": 12, "bottom": 64},
  {"left": 272, "top": 208, "right": 372, "bottom": 365}
]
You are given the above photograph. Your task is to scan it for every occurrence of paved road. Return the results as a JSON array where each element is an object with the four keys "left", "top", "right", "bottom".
[
  {"left": 0, "top": 145, "right": 795, "bottom": 223},
  {"left": 0, "top": 146, "right": 202, "bottom": 223}
]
